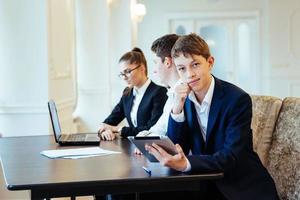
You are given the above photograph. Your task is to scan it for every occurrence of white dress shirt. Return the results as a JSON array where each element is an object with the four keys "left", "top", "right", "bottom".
[
  {"left": 171, "top": 76, "right": 215, "bottom": 171},
  {"left": 130, "top": 79, "right": 151, "bottom": 127},
  {"left": 147, "top": 80, "right": 181, "bottom": 135}
]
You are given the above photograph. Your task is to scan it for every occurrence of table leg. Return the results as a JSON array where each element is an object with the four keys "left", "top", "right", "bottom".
[
  {"left": 135, "top": 192, "right": 140, "bottom": 200},
  {"left": 30, "top": 190, "right": 43, "bottom": 200}
]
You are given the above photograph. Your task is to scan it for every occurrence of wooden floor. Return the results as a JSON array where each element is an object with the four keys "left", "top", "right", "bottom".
[
  {"left": 0, "top": 164, "right": 93, "bottom": 200},
  {"left": 0, "top": 164, "right": 29, "bottom": 199}
]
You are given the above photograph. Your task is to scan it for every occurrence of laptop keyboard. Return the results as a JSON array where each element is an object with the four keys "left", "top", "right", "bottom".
[{"left": 61, "top": 134, "right": 85, "bottom": 141}]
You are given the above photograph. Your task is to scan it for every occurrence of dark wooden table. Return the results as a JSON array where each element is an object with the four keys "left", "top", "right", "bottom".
[{"left": 0, "top": 135, "right": 223, "bottom": 200}]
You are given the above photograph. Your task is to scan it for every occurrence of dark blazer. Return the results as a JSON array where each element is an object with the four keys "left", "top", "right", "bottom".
[
  {"left": 167, "top": 77, "right": 279, "bottom": 200},
  {"left": 104, "top": 81, "right": 167, "bottom": 137}
]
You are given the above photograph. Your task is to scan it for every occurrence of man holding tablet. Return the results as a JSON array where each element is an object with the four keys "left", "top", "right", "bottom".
[{"left": 146, "top": 33, "right": 279, "bottom": 200}]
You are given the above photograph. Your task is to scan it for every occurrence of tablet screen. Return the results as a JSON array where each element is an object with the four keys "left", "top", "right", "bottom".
[{"left": 128, "top": 136, "right": 177, "bottom": 162}]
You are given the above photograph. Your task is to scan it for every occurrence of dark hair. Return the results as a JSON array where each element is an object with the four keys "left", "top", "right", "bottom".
[
  {"left": 119, "top": 47, "right": 148, "bottom": 75},
  {"left": 171, "top": 33, "right": 211, "bottom": 59},
  {"left": 151, "top": 34, "right": 179, "bottom": 62}
]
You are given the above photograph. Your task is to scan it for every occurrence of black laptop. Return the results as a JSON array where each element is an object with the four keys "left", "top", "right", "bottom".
[{"left": 48, "top": 100, "right": 100, "bottom": 146}]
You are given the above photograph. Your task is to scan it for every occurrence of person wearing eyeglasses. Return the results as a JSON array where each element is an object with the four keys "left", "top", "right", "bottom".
[{"left": 98, "top": 47, "right": 168, "bottom": 141}]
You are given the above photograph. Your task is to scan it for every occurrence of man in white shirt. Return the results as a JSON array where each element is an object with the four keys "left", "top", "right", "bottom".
[
  {"left": 134, "top": 34, "right": 180, "bottom": 155},
  {"left": 137, "top": 34, "right": 180, "bottom": 137}
]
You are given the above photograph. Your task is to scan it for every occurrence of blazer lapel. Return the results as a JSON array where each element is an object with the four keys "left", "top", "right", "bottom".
[
  {"left": 125, "top": 89, "right": 135, "bottom": 126},
  {"left": 206, "top": 78, "right": 224, "bottom": 143}
]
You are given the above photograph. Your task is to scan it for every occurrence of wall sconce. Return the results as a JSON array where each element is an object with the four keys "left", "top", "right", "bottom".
[{"left": 132, "top": 3, "right": 146, "bottom": 22}]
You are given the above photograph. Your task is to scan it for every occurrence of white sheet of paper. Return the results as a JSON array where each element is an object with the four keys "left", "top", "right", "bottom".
[
  {"left": 41, "top": 147, "right": 121, "bottom": 159},
  {"left": 62, "top": 154, "right": 106, "bottom": 159}
]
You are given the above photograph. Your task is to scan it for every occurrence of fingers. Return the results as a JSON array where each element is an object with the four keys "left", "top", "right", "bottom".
[
  {"left": 175, "top": 144, "right": 185, "bottom": 158},
  {"left": 175, "top": 83, "right": 190, "bottom": 98},
  {"left": 100, "top": 132, "right": 107, "bottom": 140},
  {"left": 145, "top": 143, "right": 163, "bottom": 162},
  {"left": 175, "top": 144, "right": 183, "bottom": 153},
  {"left": 173, "top": 83, "right": 191, "bottom": 114},
  {"left": 103, "top": 132, "right": 110, "bottom": 141},
  {"left": 134, "top": 148, "right": 142, "bottom": 155},
  {"left": 108, "top": 129, "right": 116, "bottom": 140},
  {"left": 146, "top": 143, "right": 187, "bottom": 171},
  {"left": 151, "top": 143, "right": 169, "bottom": 157},
  {"left": 98, "top": 127, "right": 105, "bottom": 136},
  {"left": 100, "top": 130, "right": 116, "bottom": 141},
  {"left": 98, "top": 123, "right": 109, "bottom": 137},
  {"left": 98, "top": 123, "right": 119, "bottom": 140},
  {"left": 146, "top": 143, "right": 172, "bottom": 165}
]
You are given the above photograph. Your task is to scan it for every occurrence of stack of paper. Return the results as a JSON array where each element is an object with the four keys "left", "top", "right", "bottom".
[{"left": 41, "top": 147, "right": 121, "bottom": 159}]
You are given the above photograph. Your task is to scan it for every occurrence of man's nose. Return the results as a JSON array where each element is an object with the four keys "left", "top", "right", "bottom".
[{"left": 186, "top": 67, "right": 195, "bottom": 78}]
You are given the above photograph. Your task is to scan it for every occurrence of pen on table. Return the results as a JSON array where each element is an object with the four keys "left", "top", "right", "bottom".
[
  {"left": 142, "top": 166, "right": 151, "bottom": 175},
  {"left": 143, "top": 131, "right": 152, "bottom": 136},
  {"left": 136, "top": 131, "right": 152, "bottom": 137}
]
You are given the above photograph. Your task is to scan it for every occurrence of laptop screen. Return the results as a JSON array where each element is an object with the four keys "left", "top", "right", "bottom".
[{"left": 48, "top": 100, "right": 62, "bottom": 142}]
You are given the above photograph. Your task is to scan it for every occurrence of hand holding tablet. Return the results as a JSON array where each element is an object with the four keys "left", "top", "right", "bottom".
[{"left": 128, "top": 136, "right": 177, "bottom": 162}]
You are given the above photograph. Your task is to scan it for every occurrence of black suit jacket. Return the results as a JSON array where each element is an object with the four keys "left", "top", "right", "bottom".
[
  {"left": 167, "top": 77, "right": 279, "bottom": 200},
  {"left": 103, "top": 81, "right": 167, "bottom": 137}
]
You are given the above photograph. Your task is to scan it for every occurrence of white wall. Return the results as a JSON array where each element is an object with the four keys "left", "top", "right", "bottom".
[
  {"left": 109, "top": 0, "right": 136, "bottom": 106},
  {"left": 137, "top": 0, "right": 267, "bottom": 87},
  {"left": 48, "top": 0, "right": 77, "bottom": 134},
  {"left": 73, "top": 0, "right": 139, "bottom": 131},
  {"left": 73, "top": 0, "right": 112, "bottom": 132},
  {"left": 0, "top": 0, "right": 139, "bottom": 135},
  {"left": 1, "top": 0, "right": 299, "bottom": 136},
  {"left": 137, "top": 0, "right": 300, "bottom": 98},
  {"left": 267, "top": 0, "right": 300, "bottom": 98},
  {"left": 0, "top": 0, "right": 49, "bottom": 137}
]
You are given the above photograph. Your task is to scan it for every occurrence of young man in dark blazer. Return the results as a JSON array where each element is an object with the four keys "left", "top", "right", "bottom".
[{"left": 146, "top": 33, "right": 279, "bottom": 200}]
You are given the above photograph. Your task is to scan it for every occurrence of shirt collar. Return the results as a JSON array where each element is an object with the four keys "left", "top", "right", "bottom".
[
  {"left": 188, "top": 76, "right": 215, "bottom": 108},
  {"left": 203, "top": 76, "right": 215, "bottom": 107},
  {"left": 133, "top": 79, "right": 151, "bottom": 96}
]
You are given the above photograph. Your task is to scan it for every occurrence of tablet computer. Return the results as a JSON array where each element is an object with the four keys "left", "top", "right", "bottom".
[{"left": 128, "top": 136, "right": 177, "bottom": 162}]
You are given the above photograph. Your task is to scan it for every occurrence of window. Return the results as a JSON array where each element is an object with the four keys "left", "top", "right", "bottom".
[{"left": 169, "top": 12, "right": 259, "bottom": 94}]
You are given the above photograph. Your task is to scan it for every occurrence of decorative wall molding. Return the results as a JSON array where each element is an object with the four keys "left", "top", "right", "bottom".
[
  {"left": 49, "top": 63, "right": 72, "bottom": 79},
  {"left": 47, "top": 0, "right": 75, "bottom": 80},
  {"left": 165, "top": 10, "right": 260, "bottom": 94},
  {"left": 270, "top": 65, "right": 300, "bottom": 78},
  {"left": 0, "top": 98, "right": 75, "bottom": 114},
  {"left": 55, "top": 98, "right": 75, "bottom": 111},
  {"left": 0, "top": 105, "right": 48, "bottom": 114},
  {"left": 289, "top": 9, "right": 300, "bottom": 60},
  {"left": 78, "top": 86, "right": 110, "bottom": 95},
  {"left": 289, "top": 82, "right": 300, "bottom": 97},
  {"left": 165, "top": 11, "right": 260, "bottom": 21},
  {"left": 271, "top": 63, "right": 290, "bottom": 69}
]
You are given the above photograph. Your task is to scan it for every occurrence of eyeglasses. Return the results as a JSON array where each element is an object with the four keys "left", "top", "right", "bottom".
[{"left": 118, "top": 65, "right": 141, "bottom": 78}]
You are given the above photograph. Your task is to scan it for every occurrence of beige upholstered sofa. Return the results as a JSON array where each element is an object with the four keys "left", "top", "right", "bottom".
[{"left": 251, "top": 96, "right": 300, "bottom": 200}]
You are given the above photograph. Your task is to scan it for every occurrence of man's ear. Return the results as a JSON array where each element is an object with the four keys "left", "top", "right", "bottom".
[
  {"left": 163, "top": 57, "right": 172, "bottom": 68},
  {"left": 207, "top": 56, "right": 215, "bottom": 69}
]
